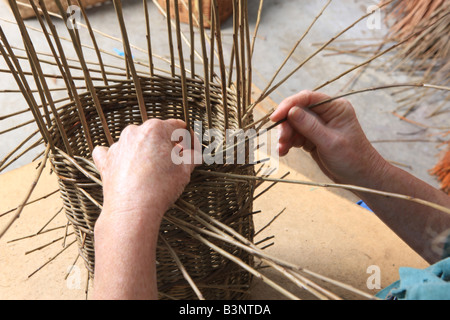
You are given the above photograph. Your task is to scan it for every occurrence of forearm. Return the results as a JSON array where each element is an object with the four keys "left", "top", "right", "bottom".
[
  {"left": 354, "top": 160, "right": 450, "bottom": 265},
  {"left": 92, "top": 208, "right": 162, "bottom": 300}
]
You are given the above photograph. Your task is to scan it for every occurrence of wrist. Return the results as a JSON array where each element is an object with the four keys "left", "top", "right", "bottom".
[
  {"left": 95, "top": 202, "right": 165, "bottom": 239},
  {"left": 351, "top": 148, "right": 393, "bottom": 191}
]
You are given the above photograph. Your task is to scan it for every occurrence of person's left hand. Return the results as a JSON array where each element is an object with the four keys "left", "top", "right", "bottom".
[{"left": 93, "top": 118, "right": 200, "bottom": 222}]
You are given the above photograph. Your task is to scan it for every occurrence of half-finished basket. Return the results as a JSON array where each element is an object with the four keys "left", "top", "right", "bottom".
[{"left": 48, "top": 76, "right": 256, "bottom": 300}]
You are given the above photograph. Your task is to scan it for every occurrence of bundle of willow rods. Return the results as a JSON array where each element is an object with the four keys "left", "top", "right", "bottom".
[
  {"left": 431, "top": 140, "right": 450, "bottom": 195},
  {"left": 2, "top": 0, "right": 450, "bottom": 300},
  {"left": 381, "top": 0, "right": 450, "bottom": 117}
]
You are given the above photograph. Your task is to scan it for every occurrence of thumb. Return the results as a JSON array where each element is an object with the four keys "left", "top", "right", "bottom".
[
  {"left": 287, "top": 107, "right": 332, "bottom": 149},
  {"left": 92, "top": 146, "right": 109, "bottom": 175}
]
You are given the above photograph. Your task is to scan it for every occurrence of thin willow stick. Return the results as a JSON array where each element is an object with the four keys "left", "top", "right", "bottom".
[
  {"left": 75, "top": 0, "right": 110, "bottom": 86},
  {"left": 37, "top": 0, "right": 94, "bottom": 153},
  {"left": 198, "top": 0, "right": 213, "bottom": 129},
  {"left": 313, "top": 14, "right": 450, "bottom": 92},
  {"left": 174, "top": 0, "right": 190, "bottom": 129},
  {"left": 0, "top": 145, "right": 50, "bottom": 240},
  {"left": 36, "top": 207, "right": 64, "bottom": 235},
  {"left": 250, "top": 0, "right": 264, "bottom": 58},
  {"left": 176, "top": 200, "right": 377, "bottom": 299},
  {"left": 0, "top": 28, "right": 52, "bottom": 149},
  {"left": 143, "top": 0, "right": 155, "bottom": 77},
  {"left": 56, "top": 148, "right": 103, "bottom": 186},
  {"left": 248, "top": 0, "right": 332, "bottom": 118},
  {"left": 251, "top": 0, "right": 395, "bottom": 111},
  {"left": 0, "top": 189, "right": 59, "bottom": 219},
  {"left": 0, "top": 139, "right": 44, "bottom": 173},
  {"left": 239, "top": 0, "right": 247, "bottom": 117},
  {"left": 7, "top": 0, "right": 73, "bottom": 155},
  {"left": 166, "top": 211, "right": 332, "bottom": 299},
  {"left": 209, "top": 2, "right": 216, "bottom": 82},
  {"left": 245, "top": 82, "right": 450, "bottom": 131},
  {"left": 244, "top": 0, "right": 252, "bottom": 109},
  {"left": 112, "top": 0, "right": 148, "bottom": 123},
  {"left": 7, "top": 225, "right": 66, "bottom": 243},
  {"left": 197, "top": 170, "right": 450, "bottom": 215},
  {"left": 152, "top": 0, "right": 205, "bottom": 66},
  {"left": 0, "top": 15, "right": 175, "bottom": 76},
  {"left": 212, "top": 0, "right": 229, "bottom": 129},
  {"left": 232, "top": 0, "right": 242, "bottom": 128},
  {"left": 159, "top": 235, "right": 205, "bottom": 300},
  {"left": 29, "top": 0, "right": 74, "bottom": 102},
  {"left": 25, "top": 233, "right": 74, "bottom": 255},
  {"left": 307, "top": 83, "right": 450, "bottom": 110},
  {"left": 28, "top": 239, "right": 77, "bottom": 278},
  {"left": 254, "top": 208, "right": 286, "bottom": 237},
  {"left": 53, "top": 0, "right": 114, "bottom": 146},
  {"left": 187, "top": 0, "right": 195, "bottom": 77},
  {"left": 164, "top": 213, "right": 301, "bottom": 300},
  {"left": 65, "top": 254, "right": 80, "bottom": 280}
]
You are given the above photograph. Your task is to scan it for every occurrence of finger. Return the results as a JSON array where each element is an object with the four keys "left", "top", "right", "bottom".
[
  {"left": 270, "top": 90, "right": 328, "bottom": 122},
  {"left": 292, "top": 133, "right": 306, "bottom": 148},
  {"left": 287, "top": 106, "right": 333, "bottom": 150},
  {"left": 278, "top": 138, "right": 293, "bottom": 157},
  {"left": 181, "top": 148, "right": 203, "bottom": 172},
  {"left": 303, "top": 140, "right": 317, "bottom": 153},
  {"left": 92, "top": 146, "right": 109, "bottom": 174},
  {"left": 162, "top": 119, "right": 189, "bottom": 139},
  {"left": 278, "top": 122, "right": 295, "bottom": 144}
]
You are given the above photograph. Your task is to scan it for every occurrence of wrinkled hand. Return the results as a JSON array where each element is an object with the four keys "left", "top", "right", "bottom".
[
  {"left": 93, "top": 119, "right": 199, "bottom": 221},
  {"left": 271, "top": 90, "right": 389, "bottom": 186}
]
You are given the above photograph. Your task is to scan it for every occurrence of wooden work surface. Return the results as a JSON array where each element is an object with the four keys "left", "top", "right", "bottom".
[{"left": 0, "top": 160, "right": 428, "bottom": 300}]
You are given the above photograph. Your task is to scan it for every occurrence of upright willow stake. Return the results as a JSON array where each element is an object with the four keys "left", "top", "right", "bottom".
[
  {"left": 53, "top": 0, "right": 114, "bottom": 146},
  {"left": 36, "top": 0, "right": 94, "bottom": 154},
  {"left": 174, "top": 0, "right": 190, "bottom": 128},
  {"left": 212, "top": 0, "right": 229, "bottom": 129},
  {"left": 7, "top": 0, "right": 73, "bottom": 155},
  {"left": 76, "top": 0, "right": 110, "bottom": 87},
  {"left": 198, "top": 0, "right": 213, "bottom": 129},
  {"left": 143, "top": 0, "right": 155, "bottom": 77},
  {"left": 0, "top": 28, "right": 52, "bottom": 151},
  {"left": 112, "top": 0, "right": 148, "bottom": 123}
]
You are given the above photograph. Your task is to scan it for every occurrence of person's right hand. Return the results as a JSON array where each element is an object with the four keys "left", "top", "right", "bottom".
[{"left": 270, "top": 90, "right": 390, "bottom": 187}]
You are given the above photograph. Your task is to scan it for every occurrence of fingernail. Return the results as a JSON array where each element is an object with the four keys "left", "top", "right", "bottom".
[{"left": 289, "top": 107, "right": 303, "bottom": 121}]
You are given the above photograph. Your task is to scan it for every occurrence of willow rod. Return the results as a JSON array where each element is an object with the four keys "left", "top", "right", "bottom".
[
  {"left": 112, "top": 0, "right": 148, "bottom": 123},
  {"left": 198, "top": 0, "right": 213, "bottom": 129},
  {"left": 0, "top": 145, "right": 50, "bottom": 240},
  {"left": 36, "top": 0, "right": 95, "bottom": 153},
  {"left": 197, "top": 171, "right": 450, "bottom": 215},
  {"left": 143, "top": 0, "right": 155, "bottom": 77},
  {"left": 53, "top": 0, "right": 114, "bottom": 146},
  {"left": 0, "top": 27, "right": 53, "bottom": 150},
  {"left": 7, "top": 0, "right": 72, "bottom": 154},
  {"left": 174, "top": 0, "right": 190, "bottom": 128},
  {"left": 246, "top": 82, "right": 450, "bottom": 132},
  {"left": 212, "top": 0, "right": 229, "bottom": 129},
  {"left": 75, "top": 0, "right": 110, "bottom": 87},
  {"left": 250, "top": 0, "right": 395, "bottom": 113}
]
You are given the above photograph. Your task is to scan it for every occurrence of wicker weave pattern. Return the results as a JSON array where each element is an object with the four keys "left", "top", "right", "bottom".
[{"left": 49, "top": 76, "right": 256, "bottom": 300}]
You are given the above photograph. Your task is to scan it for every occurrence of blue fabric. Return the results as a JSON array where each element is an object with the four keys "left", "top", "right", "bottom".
[
  {"left": 376, "top": 258, "right": 450, "bottom": 300},
  {"left": 357, "top": 200, "right": 373, "bottom": 213}
]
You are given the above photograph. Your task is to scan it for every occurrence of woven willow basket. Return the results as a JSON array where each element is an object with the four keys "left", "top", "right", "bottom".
[{"left": 48, "top": 75, "right": 256, "bottom": 300}]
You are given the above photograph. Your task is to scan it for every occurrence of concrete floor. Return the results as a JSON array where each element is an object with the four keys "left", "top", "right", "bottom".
[{"left": 0, "top": 0, "right": 447, "bottom": 195}]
